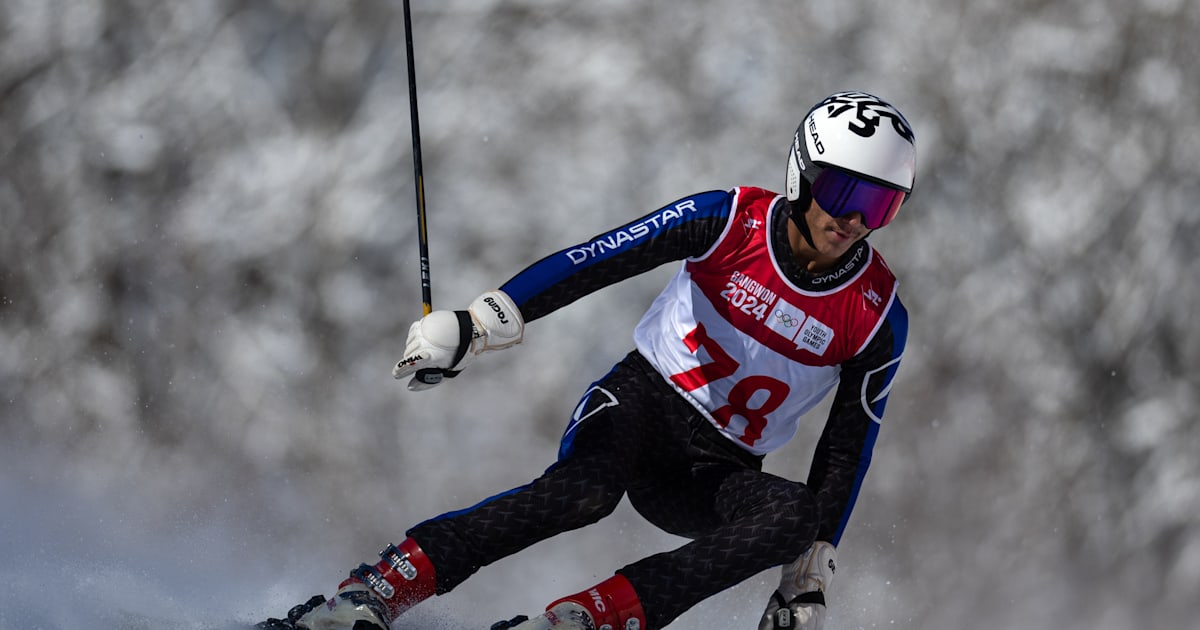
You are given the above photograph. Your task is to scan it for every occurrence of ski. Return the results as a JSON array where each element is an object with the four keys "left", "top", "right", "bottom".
[{"left": 489, "top": 615, "right": 531, "bottom": 629}]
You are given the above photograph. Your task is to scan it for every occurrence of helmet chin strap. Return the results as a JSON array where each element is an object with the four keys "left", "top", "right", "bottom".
[{"left": 787, "top": 200, "right": 819, "bottom": 250}]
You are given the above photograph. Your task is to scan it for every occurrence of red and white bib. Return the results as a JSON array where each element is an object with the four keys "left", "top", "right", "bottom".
[{"left": 634, "top": 187, "right": 898, "bottom": 455}]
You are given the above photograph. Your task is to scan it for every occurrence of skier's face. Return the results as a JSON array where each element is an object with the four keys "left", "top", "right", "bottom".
[{"left": 794, "top": 199, "right": 871, "bottom": 269}]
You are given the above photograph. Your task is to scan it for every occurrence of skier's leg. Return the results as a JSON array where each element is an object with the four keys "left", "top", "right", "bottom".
[
  {"left": 405, "top": 420, "right": 628, "bottom": 592},
  {"left": 621, "top": 465, "right": 820, "bottom": 629},
  {"left": 288, "top": 424, "right": 628, "bottom": 630},
  {"left": 269, "top": 353, "right": 669, "bottom": 630},
  {"left": 293, "top": 359, "right": 648, "bottom": 630}
]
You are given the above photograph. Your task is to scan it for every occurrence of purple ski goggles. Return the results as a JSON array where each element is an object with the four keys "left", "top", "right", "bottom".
[{"left": 810, "top": 167, "right": 907, "bottom": 229}]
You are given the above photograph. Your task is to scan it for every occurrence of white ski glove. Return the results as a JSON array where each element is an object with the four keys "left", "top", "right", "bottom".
[
  {"left": 392, "top": 290, "right": 524, "bottom": 391},
  {"left": 758, "top": 541, "right": 836, "bottom": 630}
]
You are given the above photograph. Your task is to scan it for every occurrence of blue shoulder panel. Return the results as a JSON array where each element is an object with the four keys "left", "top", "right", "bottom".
[{"left": 501, "top": 190, "right": 734, "bottom": 309}]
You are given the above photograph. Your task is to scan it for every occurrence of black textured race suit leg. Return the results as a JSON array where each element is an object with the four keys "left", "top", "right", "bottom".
[{"left": 406, "top": 351, "right": 819, "bottom": 629}]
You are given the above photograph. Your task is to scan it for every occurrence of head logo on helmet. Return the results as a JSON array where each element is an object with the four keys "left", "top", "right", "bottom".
[{"left": 786, "top": 91, "right": 916, "bottom": 230}]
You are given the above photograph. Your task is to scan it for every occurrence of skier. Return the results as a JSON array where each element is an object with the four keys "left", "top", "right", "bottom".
[{"left": 260, "top": 90, "right": 915, "bottom": 630}]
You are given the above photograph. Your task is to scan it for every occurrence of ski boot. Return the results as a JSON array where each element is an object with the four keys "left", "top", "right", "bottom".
[
  {"left": 259, "top": 538, "right": 438, "bottom": 630},
  {"left": 492, "top": 575, "right": 648, "bottom": 630}
]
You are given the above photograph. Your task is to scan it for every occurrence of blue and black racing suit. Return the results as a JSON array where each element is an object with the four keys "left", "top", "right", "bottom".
[{"left": 407, "top": 188, "right": 908, "bottom": 629}]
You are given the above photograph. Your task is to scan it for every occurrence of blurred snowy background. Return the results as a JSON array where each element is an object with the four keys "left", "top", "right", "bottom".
[{"left": 2, "top": 0, "right": 1198, "bottom": 628}]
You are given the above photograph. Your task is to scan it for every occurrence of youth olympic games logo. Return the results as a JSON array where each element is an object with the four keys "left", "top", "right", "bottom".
[{"left": 774, "top": 309, "right": 800, "bottom": 328}]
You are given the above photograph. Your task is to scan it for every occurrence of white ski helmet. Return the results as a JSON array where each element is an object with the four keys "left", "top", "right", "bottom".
[{"left": 786, "top": 91, "right": 916, "bottom": 229}]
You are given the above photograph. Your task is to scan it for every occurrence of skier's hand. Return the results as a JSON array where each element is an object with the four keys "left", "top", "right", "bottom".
[
  {"left": 393, "top": 290, "right": 524, "bottom": 391},
  {"left": 758, "top": 541, "right": 836, "bottom": 630}
]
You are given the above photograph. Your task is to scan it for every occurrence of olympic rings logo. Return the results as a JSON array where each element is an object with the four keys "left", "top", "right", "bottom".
[{"left": 774, "top": 310, "right": 800, "bottom": 328}]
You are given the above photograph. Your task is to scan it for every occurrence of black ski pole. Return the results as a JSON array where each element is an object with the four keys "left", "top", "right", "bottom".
[
  {"left": 402, "top": 0, "right": 432, "bottom": 317},
  {"left": 403, "top": 0, "right": 447, "bottom": 387}
]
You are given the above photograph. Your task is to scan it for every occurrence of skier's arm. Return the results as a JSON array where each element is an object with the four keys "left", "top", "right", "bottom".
[
  {"left": 500, "top": 189, "right": 736, "bottom": 322},
  {"left": 807, "top": 294, "right": 908, "bottom": 545},
  {"left": 760, "top": 295, "right": 907, "bottom": 629},
  {"left": 394, "top": 190, "right": 737, "bottom": 388}
]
